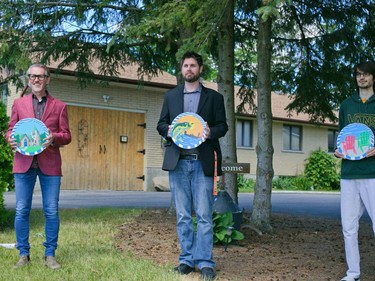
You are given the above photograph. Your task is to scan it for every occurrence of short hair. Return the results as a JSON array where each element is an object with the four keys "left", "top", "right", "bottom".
[
  {"left": 180, "top": 51, "right": 203, "bottom": 67},
  {"left": 20, "top": 64, "right": 50, "bottom": 97},
  {"left": 354, "top": 61, "right": 375, "bottom": 91},
  {"left": 26, "top": 63, "right": 50, "bottom": 77}
]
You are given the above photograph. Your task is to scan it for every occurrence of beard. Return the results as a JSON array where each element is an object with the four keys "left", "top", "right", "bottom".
[
  {"left": 358, "top": 84, "right": 372, "bottom": 89},
  {"left": 183, "top": 73, "right": 200, "bottom": 83}
]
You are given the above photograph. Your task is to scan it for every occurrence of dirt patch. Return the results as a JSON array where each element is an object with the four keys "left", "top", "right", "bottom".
[{"left": 116, "top": 209, "right": 375, "bottom": 281}]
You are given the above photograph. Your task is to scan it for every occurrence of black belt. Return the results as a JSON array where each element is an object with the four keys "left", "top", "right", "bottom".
[{"left": 180, "top": 154, "right": 199, "bottom": 160}]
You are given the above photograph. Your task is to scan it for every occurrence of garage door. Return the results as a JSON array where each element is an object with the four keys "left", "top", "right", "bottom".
[{"left": 60, "top": 106, "right": 145, "bottom": 190}]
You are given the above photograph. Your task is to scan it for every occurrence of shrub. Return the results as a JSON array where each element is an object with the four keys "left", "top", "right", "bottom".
[
  {"left": 272, "top": 176, "right": 295, "bottom": 190},
  {"left": 304, "top": 149, "right": 340, "bottom": 191},
  {"left": 292, "top": 176, "right": 313, "bottom": 190},
  {"left": 272, "top": 176, "right": 313, "bottom": 191},
  {"left": 237, "top": 175, "right": 255, "bottom": 193},
  {"left": 0, "top": 142, "right": 14, "bottom": 192},
  {"left": 0, "top": 101, "right": 13, "bottom": 226}
]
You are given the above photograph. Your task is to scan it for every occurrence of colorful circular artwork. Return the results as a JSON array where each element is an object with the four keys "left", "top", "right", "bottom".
[
  {"left": 337, "top": 123, "right": 374, "bottom": 160},
  {"left": 171, "top": 112, "right": 206, "bottom": 149},
  {"left": 11, "top": 118, "right": 48, "bottom": 156}
]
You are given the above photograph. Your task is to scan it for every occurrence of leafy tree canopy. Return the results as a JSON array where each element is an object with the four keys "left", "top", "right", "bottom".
[
  {"left": 0, "top": 0, "right": 156, "bottom": 86},
  {"left": 236, "top": 0, "right": 374, "bottom": 122},
  {"left": 0, "top": 0, "right": 374, "bottom": 121}
]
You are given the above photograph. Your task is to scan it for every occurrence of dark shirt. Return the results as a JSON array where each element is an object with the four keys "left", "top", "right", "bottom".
[
  {"left": 32, "top": 94, "right": 47, "bottom": 120},
  {"left": 31, "top": 94, "right": 47, "bottom": 168}
]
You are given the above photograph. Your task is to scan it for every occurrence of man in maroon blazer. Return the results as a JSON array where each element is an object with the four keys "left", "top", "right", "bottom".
[{"left": 6, "top": 63, "right": 71, "bottom": 269}]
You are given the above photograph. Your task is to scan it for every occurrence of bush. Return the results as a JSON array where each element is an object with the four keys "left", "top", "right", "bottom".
[
  {"left": 292, "top": 176, "right": 314, "bottom": 190},
  {"left": 0, "top": 142, "right": 14, "bottom": 192},
  {"left": 237, "top": 175, "right": 255, "bottom": 193},
  {"left": 0, "top": 101, "right": 13, "bottom": 226},
  {"left": 272, "top": 176, "right": 295, "bottom": 190},
  {"left": 272, "top": 176, "right": 312, "bottom": 190},
  {"left": 304, "top": 149, "right": 340, "bottom": 191}
]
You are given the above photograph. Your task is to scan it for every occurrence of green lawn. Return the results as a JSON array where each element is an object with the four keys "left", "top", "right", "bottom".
[{"left": 0, "top": 208, "right": 182, "bottom": 281}]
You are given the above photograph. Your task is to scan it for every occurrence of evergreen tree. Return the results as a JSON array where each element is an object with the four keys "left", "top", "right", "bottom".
[{"left": 0, "top": 0, "right": 373, "bottom": 231}]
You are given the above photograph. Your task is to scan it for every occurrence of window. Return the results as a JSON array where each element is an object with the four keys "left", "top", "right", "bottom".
[
  {"left": 328, "top": 129, "right": 338, "bottom": 153},
  {"left": 236, "top": 119, "right": 253, "bottom": 147},
  {"left": 283, "top": 125, "right": 302, "bottom": 151}
]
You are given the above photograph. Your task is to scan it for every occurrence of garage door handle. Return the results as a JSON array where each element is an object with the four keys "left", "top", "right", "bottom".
[
  {"left": 103, "top": 145, "right": 106, "bottom": 154},
  {"left": 99, "top": 145, "right": 102, "bottom": 154}
]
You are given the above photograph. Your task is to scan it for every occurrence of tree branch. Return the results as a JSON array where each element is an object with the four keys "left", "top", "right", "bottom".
[{"left": 4, "top": 1, "right": 143, "bottom": 12}]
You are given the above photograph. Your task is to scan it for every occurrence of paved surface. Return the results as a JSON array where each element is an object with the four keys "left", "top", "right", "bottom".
[{"left": 3, "top": 190, "right": 356, "bottom": 220}]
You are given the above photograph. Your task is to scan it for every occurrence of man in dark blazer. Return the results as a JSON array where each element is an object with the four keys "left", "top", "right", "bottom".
[
  {"left": 157, "top": 51, "right": 228, "bottom": 280},
  {"left": 6, "top": 63, "right": 71, "bottom": 269}
]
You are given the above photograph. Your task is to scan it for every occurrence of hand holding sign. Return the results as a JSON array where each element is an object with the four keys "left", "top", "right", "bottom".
[
  {"left": 171, "top": 112, "right": 206, "bottom": 149},
  {"left": 11, "top": 118, "right": 49, "bottom": 156},
  {"left": 337, "top": 123, "right": 374, "bottom": 160}
]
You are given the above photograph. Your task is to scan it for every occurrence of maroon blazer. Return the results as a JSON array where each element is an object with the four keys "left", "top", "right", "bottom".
[{"left": 6, "top": 93, "right": 71, "bottom": 175}]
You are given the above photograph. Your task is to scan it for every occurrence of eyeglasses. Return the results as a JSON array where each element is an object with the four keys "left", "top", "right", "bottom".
[
  {"left": 356, "top": 72, "right": 371, "bottom": 78},
  {"left": 28, "top": 74, "right": 48, "bottom": 81}
]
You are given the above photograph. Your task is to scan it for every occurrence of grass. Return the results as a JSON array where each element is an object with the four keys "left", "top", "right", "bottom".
[{"left": 0, "top": 208, "right": 183, "bottom": 281}]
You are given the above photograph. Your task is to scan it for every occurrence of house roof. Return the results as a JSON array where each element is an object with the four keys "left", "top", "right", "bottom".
[
  {"left": 45, "top": 61, "right": 337, "bottom": 127},
  {"left": 246, "top": 91, "right": 337, "bottom": 126},
  {"left": 47, "top": 60, "right": 178, "bottom": 89},
  {"left": 201, "top": 80, "right": 337, "bottom": 127}
]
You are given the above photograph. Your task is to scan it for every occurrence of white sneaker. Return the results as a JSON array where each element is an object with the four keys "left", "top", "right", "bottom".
[{"left": 340, "top": 276, "right": 360, "bottom": 281}]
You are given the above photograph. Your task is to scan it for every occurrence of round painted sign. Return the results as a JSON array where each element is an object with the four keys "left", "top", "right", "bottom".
[
  {"left": 11, "top": 118, "right": 49, "bottom": 156},
  {"left": 171, "top": 112, "right": 206, "bottom": 149},
  {"left": 337, "top": 123, "right": 374, "bottom": 160}
]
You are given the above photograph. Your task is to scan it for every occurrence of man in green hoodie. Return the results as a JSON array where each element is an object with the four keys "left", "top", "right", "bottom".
[{"left": 335, "top": 61, "right": 375, "bottom": 281}]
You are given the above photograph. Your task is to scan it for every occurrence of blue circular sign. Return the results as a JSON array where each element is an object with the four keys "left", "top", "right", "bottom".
[
  {"left": 171, "top": 112, "right": 206, "bottom": 149},
  {"left": 337, "top": 123, "right": 374, "bottom": 160},
  {"left": 11, "top": 118, "right": 49, "bottom": 156}
]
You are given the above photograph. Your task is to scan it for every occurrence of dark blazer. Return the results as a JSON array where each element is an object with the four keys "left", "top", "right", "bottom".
[
  {"left": 6, "top": 93, "right": 71, "bottom": 176},
  {"left": 157, "top": 84, "right": 228, "bottom": 176}
]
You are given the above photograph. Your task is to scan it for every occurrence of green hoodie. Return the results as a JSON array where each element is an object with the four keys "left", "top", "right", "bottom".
[{"left": 339, "top": 93, "right": 375, "bottom": 179}]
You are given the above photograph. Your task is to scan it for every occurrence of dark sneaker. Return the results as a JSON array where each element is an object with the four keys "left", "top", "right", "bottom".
[
  {"left": 45, "top": 256, "right": 61, "bottom": 270},
  {"left": 14, "top": 255, "right": 30, "bottom": 268},
  {"left": 174, "top": 263, "right": 195, "bottom": 275},
  {"left": 201, "top": 267, "right": 216, "bottom": 280}
]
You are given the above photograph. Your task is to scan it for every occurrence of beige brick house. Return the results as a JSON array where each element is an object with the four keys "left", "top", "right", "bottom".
[
  {"left": 235, "top": 92, "right": 338, "bottom": 177},
  {"left": 3, "top": 63, "right": 338, "bottom": 191}
]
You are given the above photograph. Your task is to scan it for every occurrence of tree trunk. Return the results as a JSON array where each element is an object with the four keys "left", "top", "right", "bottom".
[
  {"left": 217, "top": 1, "right": 238, "bottom": 203},
  {"left": 250, "top": 8, "right": 274, "bottom": 234}
]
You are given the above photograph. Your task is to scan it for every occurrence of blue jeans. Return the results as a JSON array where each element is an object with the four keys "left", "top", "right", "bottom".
[
  {"left": 169, "top": 159, "right": 215, "bottom": 269},
  {"left": 14, "top": 168, "right": 61, "bottom": 257}
]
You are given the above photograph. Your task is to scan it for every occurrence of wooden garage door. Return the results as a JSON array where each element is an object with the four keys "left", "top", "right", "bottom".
[{"left": 60, "top": 106, "right": 145, "bottom": 190}]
